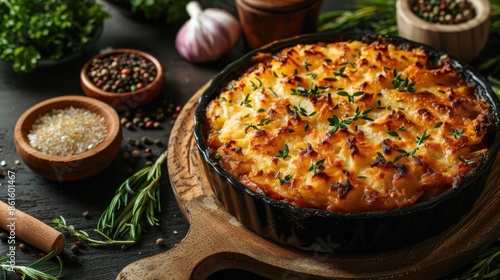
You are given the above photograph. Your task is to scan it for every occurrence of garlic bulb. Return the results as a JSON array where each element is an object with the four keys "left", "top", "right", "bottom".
[{"left": 175, "top": 1, "right": 240, "bottom": 63}]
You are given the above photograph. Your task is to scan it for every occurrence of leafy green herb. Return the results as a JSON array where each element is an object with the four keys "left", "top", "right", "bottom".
[
  {"left": 302, "top": 58, "right": 312, "bottom": 71},
  {"left": 293, "top": 103, "right": 317, "bottom": 117},
  {"left": 416, "top": 130, "right": 430, "bottom": 145},
  {"left": 352, "top": 106, "right": 374, "bottom": 121},
  {"left": 324, "top": 77, "right": 337, "bottom": 82},
  {"left": 291, "top": 84, "right": 322, "bottom": 97},
  {"left": 451, "top": 127, "right": 465, "bottom": 139},
  {"left": 0, "top": 250, "right": 62, "bottom": 280},
  {"left": 241, "top": 94, "right": 252, "bottom": 108},
  {"left": 334, "top": 66, "right": 348, "bottom": 78},
  {"left": 392, "top": 130, "right": 430, "bottom": 162},
  {"left": 275, "top": 172, "right": 293, "bottom": 184},
  {"left": 114, "top": 0, "right": 189, "bottom": 22},
  {"left": 250, "top": 77, "right": 263, "bottom": 90},
  {"left": 309, "top": 159, "right": 326, "bottom": 174},
  {"left": 273, "top": 71, "right": 279, "bottom": 78},
  {"left": 267, "top": 88, "right": 278, "bottom": 97},
  {"left": 387, "top": 130, "right": 399, "bottom": 137},
  {"left": 307, "top": 72, "right": 318, "bottom": 79},
  {"left": 54, "top": 216, "right": 135, "bottom": 247},
  {"left": 434, "top": 122, "right": 444, "bottom": 128},
  {"left": 398, "top": 126, "right": 406, "bottom": 131},
  {"left": 328, "top": 115, "right": 350, "bottom": 133},
  {"left": 455, "top": 237, "right": 500, "bottom": 280},
  {"left": 215, "top": 152, "right": 221, "bottom": 159},
  {"left": 458, "top": 157, "right": 476, "bottom": 165},
  {"left": 318, "top": 0, "right": 398, "bottom": 35},
  {"left": 275, "top": 144, "right": 290, "bottom": 159},
  {"left": 357, "top": 175, "right": 367, "bottom": 179},
  {"left": 242, "top": 118, "right": 274, "bottom": 133},
  {"left": 337, "top": 91, "right": 364, "bottom": 103},
  {"left": 392, "top": 69, "right": 416, "bottom": 92},
  {"left": 96, "top": 151, "right": 168, "bottom": 248},
  {"left": 376, "top": 151, "right": 386, "bottom": 160},
  {"left": 328, "top": 106, "right": 373, "bottom": 133},
  {"left": 0, "top": 0, "right": 110, "bottom": 73}
]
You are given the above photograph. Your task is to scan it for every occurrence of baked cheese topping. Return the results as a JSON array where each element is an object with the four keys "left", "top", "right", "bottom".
[{"left": 205, "top": 40, "right": 493, "bottom": 212}]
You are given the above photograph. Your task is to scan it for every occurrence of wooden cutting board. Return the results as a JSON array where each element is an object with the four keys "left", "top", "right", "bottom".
[{"left": 116, "top": 82, "right": 500, "bottom": 280}]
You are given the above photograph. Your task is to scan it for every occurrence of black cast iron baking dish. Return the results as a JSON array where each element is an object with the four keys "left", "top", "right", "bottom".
[{"left": 193, "top": 31, "right": 500, "bottom": 253}]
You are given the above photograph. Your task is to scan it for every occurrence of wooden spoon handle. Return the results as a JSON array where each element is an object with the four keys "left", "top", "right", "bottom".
[{"left": 0, "top": 200, "right": 65, "bottom": 254}]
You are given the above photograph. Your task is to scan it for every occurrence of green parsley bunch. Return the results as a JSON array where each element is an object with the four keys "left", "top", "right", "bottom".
[{"left": 0, "top": 0, "right": 109, "bottom": 73}]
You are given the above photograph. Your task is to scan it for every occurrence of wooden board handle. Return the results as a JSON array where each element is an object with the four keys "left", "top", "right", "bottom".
[{"left": 0, "top": 201, "right": 65, "bottom": 254}]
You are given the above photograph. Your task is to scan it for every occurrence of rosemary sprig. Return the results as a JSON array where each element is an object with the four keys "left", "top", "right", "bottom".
[
  {"left": 96, "top": 151, "right": 167, "bottom": 248},
  {"left": 0, "top": 250, "right": 63, "bottom": 280},
  {"left": 455, "top": 237, "right": 500, "bottom": 280},
  {"left": 53, "top": 216, "right": 135, "bottom": 247},
  {"left": 317, "top": 0, "right": 398, "bottom": 35}
]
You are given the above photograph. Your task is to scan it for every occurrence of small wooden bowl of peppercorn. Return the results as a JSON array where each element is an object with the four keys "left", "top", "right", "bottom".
[
  {"left": 396, "top": 0, "right": 490, "bottom": 62},
  {"left": 80, "top": 48, "right": 164, "bottom": 110},
  {"left": 14, "top": 95, "right": 122, "bottom": 182}
]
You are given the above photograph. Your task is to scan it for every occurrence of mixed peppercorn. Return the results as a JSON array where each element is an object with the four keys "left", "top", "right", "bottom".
[
  {"left": 412, "top": 0, "right": 476, "bottom": 24},
  {"left": 87, "top": 52, "right": 157, "bottom": 93}
]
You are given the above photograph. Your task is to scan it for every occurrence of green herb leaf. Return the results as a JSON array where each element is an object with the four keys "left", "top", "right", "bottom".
[
  {"left": 96, "top": 151, "right": 168, "bottom": 248},
  {"left": 275, "top": 172, "right": 293, "bottom": 184},
  {"left": 451, "top": 127, "right": 465, "bottom": 139},
  {"left": 309, "top": 158, "right": 326, "bottom": 174},
  {"left": 275, "top": 144, "right": 290, "bottom": 159}
]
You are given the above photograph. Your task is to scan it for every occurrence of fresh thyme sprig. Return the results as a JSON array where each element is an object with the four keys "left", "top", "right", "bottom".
[
  {"left": 392, "top": 69, "right": 416, "bottom": 92},
  {"left": 96, "top": 151, "right": 167, "bottom": 248},
  {"left": 275, "top": 143, "right": 290, "bottom": 159},
  {"left": 328, "top": 106, "right": 373, "bottom": 133},
  {"left": 0, "top": 250, "right": 63, "bottom": 280},
  {"left": 242, "top": 118, "right": 274, "bottom": 133},
  {"left": 392, "top": 130, "right": 430, "bottom": 162},
  {"left": 53, "top": 216, "right": 135, "bottom": 247},
  {"left": 334, "top": 66, "right": 349, "bottom": 78},
  {"left": 241, "top": 94, "right": 252, "bottom": 108},
  {"left": 291, "top": 84, "right": 322, "bottom": 97},
  {"left": 309, "top": 159, "right": 326, "bottom": 174},
  {"left": 275, "top": 171, "right": 292, "bottom": 184},
  {"left": 293, "top": 102, "right": 317, "bottom": 117},
  {"left": 337, "top": 91, "right": 364, "bottom": 103},
  {"left": 451, "top": 127, "right": 465, "bottom": 139}
]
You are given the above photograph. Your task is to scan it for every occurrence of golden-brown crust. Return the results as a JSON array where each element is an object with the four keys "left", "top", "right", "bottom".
[{"left": 205, "top": 40, "right": 493, "bottom": 212}]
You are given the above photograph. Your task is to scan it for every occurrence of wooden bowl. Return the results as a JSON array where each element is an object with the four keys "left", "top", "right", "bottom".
[
  {"left": 14, "top": 95, "right": 122, "bottom": 182},
  {"left": 80, "top": 48, "right": 164, "bottom": 111},
  {"left": 396, "top": 0, "right": 490, "bottom": 62}
]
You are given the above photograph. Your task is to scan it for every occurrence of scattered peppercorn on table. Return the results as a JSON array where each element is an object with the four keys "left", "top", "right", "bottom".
[{"left": 0, "top": 0, "right": 498, "bottom": 279}]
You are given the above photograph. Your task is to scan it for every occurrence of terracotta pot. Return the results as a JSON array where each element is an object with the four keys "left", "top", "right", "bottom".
[{"left": 235, "top": 0, "right": 323, "bottom": 50}]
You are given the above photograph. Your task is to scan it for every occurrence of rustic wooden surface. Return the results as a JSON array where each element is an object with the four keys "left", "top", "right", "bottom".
[{"left": 117, "top": 83, "right": 500, "bottom": 280}]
